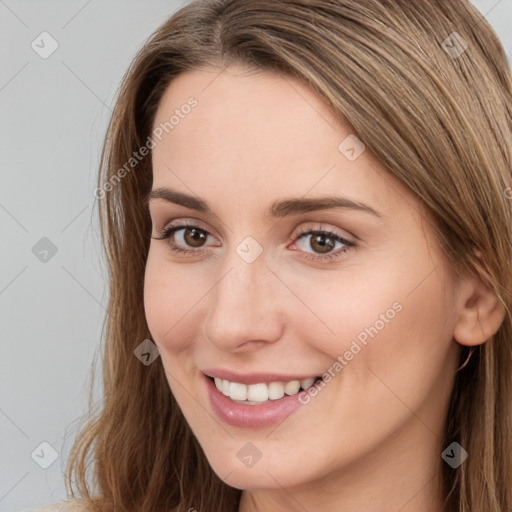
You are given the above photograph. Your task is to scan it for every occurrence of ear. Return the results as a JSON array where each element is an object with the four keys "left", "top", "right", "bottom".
[{"left": 453, "top": 270, "right": 506, "bottom": 347}]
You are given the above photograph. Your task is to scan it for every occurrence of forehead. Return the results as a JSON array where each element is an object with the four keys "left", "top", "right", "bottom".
[
  {"left": 153, "top": 66, "right": 341, "bottom": 153},
  {"left": 150, "top": 66, "right": 406, "bottom": 218}
]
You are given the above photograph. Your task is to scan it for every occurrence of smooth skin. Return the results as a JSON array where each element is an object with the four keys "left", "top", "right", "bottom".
[{"left": 143, "top": 65, "right": 505, "bottom": 512}]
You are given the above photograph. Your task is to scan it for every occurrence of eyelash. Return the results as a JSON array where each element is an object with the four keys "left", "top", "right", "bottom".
[{"left": 152, "top": 221, "right": 355, "bottom": 263}]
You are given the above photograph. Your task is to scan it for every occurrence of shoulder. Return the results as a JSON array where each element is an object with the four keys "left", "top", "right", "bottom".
[{"left": 24, "top": 500, "right": 90, "bottom": 512}]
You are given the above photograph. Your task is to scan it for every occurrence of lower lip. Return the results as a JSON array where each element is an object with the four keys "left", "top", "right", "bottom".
[{"left": 204, "top": 374, "right": 306, "bottom": 428}]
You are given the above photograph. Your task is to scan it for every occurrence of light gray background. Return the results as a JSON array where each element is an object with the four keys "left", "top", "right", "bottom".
[{"left": 1, "top": 1, "right": 511, "bottom": 511}]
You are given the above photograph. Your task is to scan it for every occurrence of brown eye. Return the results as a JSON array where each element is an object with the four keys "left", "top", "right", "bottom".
[
  {"left": 153, "top": 222, "right": 355, "bottom": 263},
  {"left": 308, "top": 233, "right": 336, "bottom": 254},
  {"left": 152, "top": 223, "right": 215, "bottom": 254},
  {"left": 291, "top": 227, "right": 355, "bottom": 263},
  {"left": 182, "top": 227, "right": 208, "bottom": 248}
]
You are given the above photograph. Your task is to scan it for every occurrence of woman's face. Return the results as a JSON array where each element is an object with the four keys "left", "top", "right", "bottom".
[{"left": 144, "top": 65, "right": 462, "bottom": 493}]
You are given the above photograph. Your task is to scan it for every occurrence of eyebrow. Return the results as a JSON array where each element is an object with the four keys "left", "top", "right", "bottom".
[{"left": 145, "top": 187, "right": 382, "bottom": 218}]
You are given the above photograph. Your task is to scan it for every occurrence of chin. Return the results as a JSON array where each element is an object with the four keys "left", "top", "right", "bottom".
[{"left": 201, "top": 442, "right": 320, "bottom": 491}]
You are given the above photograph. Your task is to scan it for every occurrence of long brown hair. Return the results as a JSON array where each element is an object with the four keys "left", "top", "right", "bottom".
[{"left": 65, "top": 1, "right": 512, "bottom": 510}]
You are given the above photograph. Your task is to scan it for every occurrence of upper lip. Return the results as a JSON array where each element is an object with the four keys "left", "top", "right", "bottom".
[{"left": 202, "top": 368, "right": 320, "bottom": 385}]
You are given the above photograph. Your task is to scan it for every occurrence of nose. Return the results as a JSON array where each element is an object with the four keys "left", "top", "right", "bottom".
[{"left": 202, "top": 249, "right": 284, "bottom": 353}]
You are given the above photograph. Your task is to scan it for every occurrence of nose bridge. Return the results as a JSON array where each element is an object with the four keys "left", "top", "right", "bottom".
[{"left": 203, "top": 240, "right": 283, "bottom": 351}]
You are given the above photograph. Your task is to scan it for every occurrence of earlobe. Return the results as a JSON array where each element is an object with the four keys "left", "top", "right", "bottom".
[{"left": 453, "top": 275, "right": 506, "bottom": 347}]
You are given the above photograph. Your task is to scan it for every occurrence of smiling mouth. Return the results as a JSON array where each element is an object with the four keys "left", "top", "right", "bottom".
[{"left": 206, "top": 375, "right": 323, "bottom": 405}]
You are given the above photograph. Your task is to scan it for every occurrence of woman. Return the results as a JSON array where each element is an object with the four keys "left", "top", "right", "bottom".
[{"left": 31, "top": 0, "right": 512, "bottom": 511}]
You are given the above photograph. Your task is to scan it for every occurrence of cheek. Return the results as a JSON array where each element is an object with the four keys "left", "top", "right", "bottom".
[
  {"left": 143, "top": 250, "right": 194, "bottom": 352},
  {"left": 298, "top": 246, "right": 457, "bottom": 393},
  {"left": 143, "top": 248, "right": 223, "bottom": 368},
  {"left": 335, "top": 263, "right": 457, "bottom": 415},
  {"left": 281, "top": 260, "right": 407, "bottom": 359},
  {"left": 143, "top": 254, "right": 167, "bottom": 338}
]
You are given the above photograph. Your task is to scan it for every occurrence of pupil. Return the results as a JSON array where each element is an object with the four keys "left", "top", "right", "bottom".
[
  {"left": 185, "top": 228, "right": 206, "bottom": 247},
  {"left": 312, "top": 234, "right": 334, "bottom": 254}
]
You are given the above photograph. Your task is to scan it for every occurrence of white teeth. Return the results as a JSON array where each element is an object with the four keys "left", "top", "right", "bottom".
[
  {"left": 300, "top": 377, "right": 315, "bottom": 390},
  {"left": 212, "top": 376, "right": 319, "bottom": 403},
  {"left": 247, "top": 383, "right": 269, "bottom": 402},
  {"left": 228, "top": 382, "right": 247, "bottom": 401},
  {"left": 215, "top": 377, "right": 231, "bottom": 396},
  {"left": 268, "top": 381, "right": 285, "bottom": 400},
  {"left": 284, "top": 380, "right": 300, "bottom": 395}
]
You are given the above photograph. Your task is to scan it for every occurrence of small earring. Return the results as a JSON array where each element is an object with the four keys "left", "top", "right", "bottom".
[{"left": 456, "top": 346, "right": 476, "bottom": 372}]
